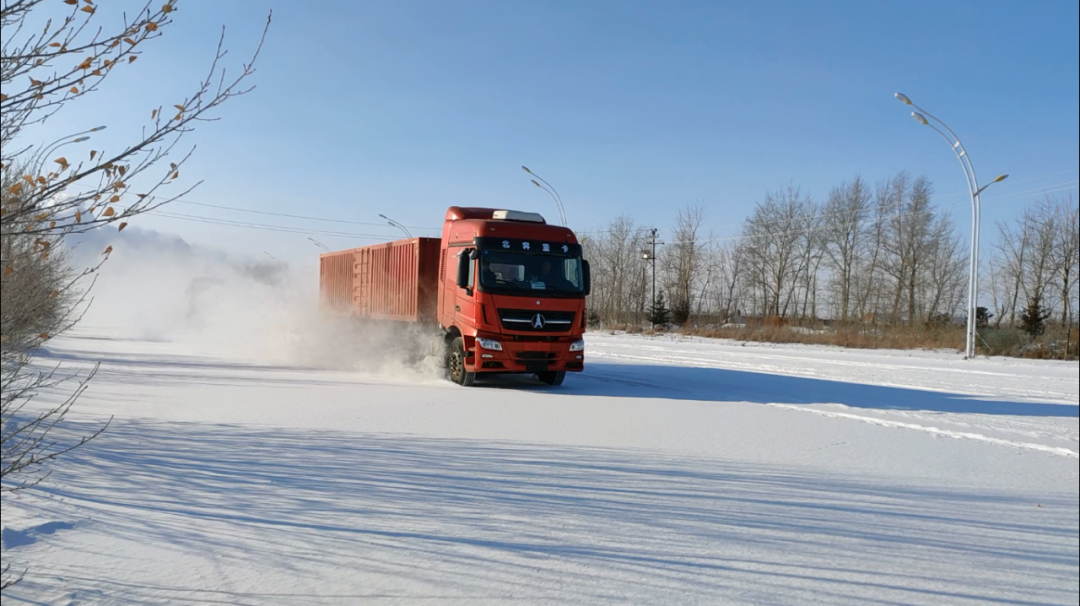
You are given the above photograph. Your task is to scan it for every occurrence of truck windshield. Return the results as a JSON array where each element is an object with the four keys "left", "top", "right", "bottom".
[{"left": 479, "top": 250, "right": 584, "bottom": 296}]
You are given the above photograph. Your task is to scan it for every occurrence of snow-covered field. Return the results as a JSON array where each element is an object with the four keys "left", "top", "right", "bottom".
[{"left": 3, "top": 327, "right": 1078, "bottom": 605}]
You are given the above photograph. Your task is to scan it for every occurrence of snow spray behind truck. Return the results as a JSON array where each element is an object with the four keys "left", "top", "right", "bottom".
[{"left": 320, "top": 207, "right": 591, "bottom": 386}]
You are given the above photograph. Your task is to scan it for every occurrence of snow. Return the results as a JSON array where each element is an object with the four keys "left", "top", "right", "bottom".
[{"left": 2, "top": 262, "right": 1077, "bottom": 605}]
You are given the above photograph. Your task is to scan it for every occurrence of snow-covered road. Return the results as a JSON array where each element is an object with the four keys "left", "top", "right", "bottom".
[{"left": 3, "top": 330, "right": 1077, "bottom": 605}]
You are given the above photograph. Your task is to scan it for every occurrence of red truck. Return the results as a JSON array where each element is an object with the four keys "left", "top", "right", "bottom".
[{"left": 320, "top": 206, "right": 590, "bottom": 386}]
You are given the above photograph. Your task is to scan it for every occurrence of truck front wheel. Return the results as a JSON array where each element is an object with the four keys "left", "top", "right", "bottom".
[
  {"left": 537, "top": 371, "right": 566, "bottom": 387},
  {"left": 447, "top": 337, "right": 476, "bottom": 387}
]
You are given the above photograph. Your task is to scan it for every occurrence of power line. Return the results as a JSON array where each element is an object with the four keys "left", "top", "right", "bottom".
[
  {"left": 147, "top": 173, "right": 1076, "bottom": 249},
  {"left": 167, "top": 168, "right": 1075, "bottom": 241},
  {"left": 154, "top": 212, "right": 405, "bottom": 242},
  {"left": 174, "top": 199, "right": 439, "bottom": 232}
]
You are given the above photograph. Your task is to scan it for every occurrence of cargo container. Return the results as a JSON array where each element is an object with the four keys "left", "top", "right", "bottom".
[
  {"left": 320, "top": 207, "right": 590, "bottom": 387},
  {"left": 319, "top": 238, "right": 440, "bottom": 322}
]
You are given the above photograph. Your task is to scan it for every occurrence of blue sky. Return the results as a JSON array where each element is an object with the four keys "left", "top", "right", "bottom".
[{"left": 23, "top": 0, "right": 1080, "bottom": 261}]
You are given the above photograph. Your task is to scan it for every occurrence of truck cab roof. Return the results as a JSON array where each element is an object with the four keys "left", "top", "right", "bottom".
[{"left": 444, "top": 206, "right": 579, "bottom": 246}]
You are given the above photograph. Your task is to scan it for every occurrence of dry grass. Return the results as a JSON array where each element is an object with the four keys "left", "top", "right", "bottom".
[
  {"left": 613, "top": 322, "right": 1080, "bottom": 361},
  {"left": 682, "top": 324, "right": 966, "bottom": 352}
]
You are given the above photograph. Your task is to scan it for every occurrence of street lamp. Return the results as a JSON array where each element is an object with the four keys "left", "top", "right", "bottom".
[
  {"left": 895, "top": 92, "right": 1008, "bottom": 359},
  {"left": 308, "top": 237, "right": 330, "bottom": 252},
  {"left": 30, "top": 126, "right": 107, "bottom": 173},
  {"left": 521, "top": 166, "right": 568, "bottom": 227},
  {"left": 379, "top": 214, "right": 413, "bottom": 238}
]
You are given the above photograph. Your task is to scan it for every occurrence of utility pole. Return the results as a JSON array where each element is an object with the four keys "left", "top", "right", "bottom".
[{"left": 641, "top": 228, "right": 663, "bottom": 327}]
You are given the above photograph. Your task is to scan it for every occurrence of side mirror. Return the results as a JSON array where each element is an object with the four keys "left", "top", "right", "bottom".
[
  {"left": 456, "top": 250, "right": 473, "bottom": 289},
  {"left": 582, "top": 260, "right": 592, "bottom": 297}
]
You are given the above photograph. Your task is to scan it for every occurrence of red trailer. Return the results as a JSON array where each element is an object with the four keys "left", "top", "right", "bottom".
[{"left": 319, "top": 238, "right": 441, "bottom": 322}]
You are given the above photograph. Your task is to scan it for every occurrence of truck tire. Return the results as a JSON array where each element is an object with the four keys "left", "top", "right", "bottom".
[
  {"left": 537, "top": 371, "right": 566, "bottom": 387},
  {"left": 447, "top": 337, "right": 476, "bottom": 387}
]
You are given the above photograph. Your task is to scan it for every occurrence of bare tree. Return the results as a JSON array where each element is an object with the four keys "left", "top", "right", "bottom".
[
  {"left": 880, "top": 173, "right": 939, "bottom": 325},
  {"left": 1054, "top": 195, "right": 1079, "bottom": 327},
  {"left": 582, "top": 216, "right": 649, "bottom": 327},
  {"left": 703, "top": 240, "right": 745, "bottom": 323},
  {"left": 822, "top": 176, "right": 871, "bottom": 323},
  {"left": 995, "top": 211, "right": 1031, "bottom": 327},
  {"left": 1022, "top": 197, "right": 1060, "bottom": 315},
  {"left": 741, "top": 185, "right": 812, "bottom": 318},
  {"left": 665, "top": 205, "right": 705, "bottom": 325},
  {"left": 2, "top": 0, "right": 269, "bottom": 588}
]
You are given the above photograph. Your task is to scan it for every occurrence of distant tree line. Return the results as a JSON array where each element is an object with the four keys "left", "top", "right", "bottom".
[{"left": 582, "top": 173, "right": 1079, "bottom": 338}]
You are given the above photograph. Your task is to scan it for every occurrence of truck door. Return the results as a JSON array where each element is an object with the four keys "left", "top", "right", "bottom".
[{"left": 451, "top": 248, "right": 478, "bottom": 331}]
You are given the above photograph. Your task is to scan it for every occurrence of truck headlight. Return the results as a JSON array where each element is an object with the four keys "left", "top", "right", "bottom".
[
  {"left": 569, "top": 339, "right": 585, "bottom": 352},
  {"left": 477, "top": 338, "right": 503, "bottom": 351}
]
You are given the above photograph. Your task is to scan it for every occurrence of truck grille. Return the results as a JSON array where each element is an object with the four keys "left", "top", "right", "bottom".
[
  {"left": 498, "top": 309, "right": 576, "bottom": 333},
  {"left": 516, "top": 352, "right": 557, "bottom": 360}
]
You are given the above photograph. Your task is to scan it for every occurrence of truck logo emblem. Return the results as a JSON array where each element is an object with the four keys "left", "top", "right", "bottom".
[
  {"left": 562, "top": 245, "right": 569, "bottom": 253},
  {"left": 532, "top": 314, "right": 546, "bottom": 329}
]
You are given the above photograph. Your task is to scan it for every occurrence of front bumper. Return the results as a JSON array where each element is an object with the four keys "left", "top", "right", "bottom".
[{"left": 469, "top": 336, "right": 584, "bottom": 373}]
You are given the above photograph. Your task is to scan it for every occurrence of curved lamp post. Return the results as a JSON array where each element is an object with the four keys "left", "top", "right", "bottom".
[
  {"left": 30, "top": 125, "right": 107, "bottom": 173},
  {"left": 521, "top": 165, "right": 568, "bottom": 227},
  {"left": 895, "top": 93, "right": 1008, "bottom": 359},
  {"left": 308, "top": 237, "right": 330, "bottom": 253},
  {"left": 379, "top": 214, "right": 413, "bottom": 238}
]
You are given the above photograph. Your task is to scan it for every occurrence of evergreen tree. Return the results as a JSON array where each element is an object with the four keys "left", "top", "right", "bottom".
[
  {"left": 648, "top": 291, "right": 671, "bottom": 326},
  {"left": 671, "top": 296, "right": 692, "bottom": 326},
  {"left": 1020, "top": 295, "right": 1052, "bottom": 337}
]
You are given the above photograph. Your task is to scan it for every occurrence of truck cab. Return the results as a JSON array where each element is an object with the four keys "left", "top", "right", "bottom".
[{"left": 438, "top": 207, "right": 590, "bottom": 386}]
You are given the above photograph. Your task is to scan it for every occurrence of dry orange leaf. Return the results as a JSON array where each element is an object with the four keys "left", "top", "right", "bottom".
[
  {"left": 171, "top": 171, "right": 179, "bottom": 180},
  {"left": 22, "top": 175, "right": 34, "bottom": 185},
  {"left": 118, "top": 222, "right": 129, "bottom": 232},
  {"left": 152, "top": 109, "right": 158, "bottom": 119},
  {"left": 146, "top": 22, "right": 158, "bottom": 32},
  {"left": 103, "top": 207, "right": 115, "bottom": 217},
  {"left": 39, "top": 333, "right": 50, "bottom": 340},
  {"left": 102, "top": 245, "right": 113, "bottom": 256},
  {"left": 8, "top": 183, "right": 23, "bottom": 195},
  {"left": 3, "top": 267, "right": 12, "bottom": 276},
  {"left": 64, "top": 0, "right": 77, "bottom": 4},
  {"left": 70, "top": 86, "right": 79, "bottom": 94},
  {"left": 90, "top": 150, "right": 97, "bottom": 161},
  {"left": 118, "top": 165, "right": 127, "bottom": 177},
  {"left": 75, "top": 210, "right": 82, "bottom": 223},
  {"left": 50, "top": 42, "right": 62, "bottom": 47},
  {"left": 162, "top": 3, "right": 174, "bottom": 13},
  {"left": 124, "top": 37, "right": 136, "bottom": 45},
  {"left": 174, "top": 104, "right": 185, "bottom": 111},
  {"left": 0, "top": 93, "right": 7, "bottom": 101},
  {"left": 30, "top": 77, "right": 42, "bottom": 86},
  {"left": 109, "top": 195, "right": 120, "bottom": 203},
  {"left": 81, "top": 5, "right": 94, "bottom": 14},
  {"left": 77, "top": 57, "right": 92, "bottom": 70},
  {"left": 92, "top": 69, "right": 101, "bottom": 76},
  {"left": 129, "top": 56, "right": 137, "bottom": 63}
]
